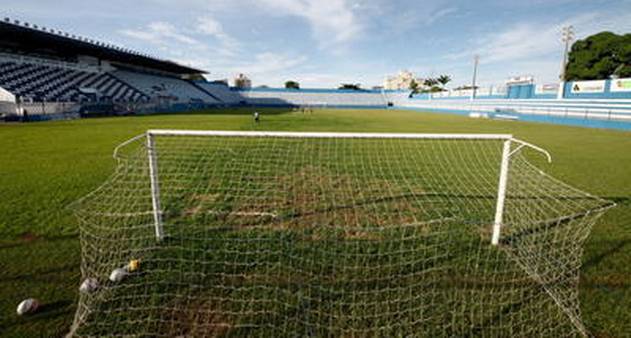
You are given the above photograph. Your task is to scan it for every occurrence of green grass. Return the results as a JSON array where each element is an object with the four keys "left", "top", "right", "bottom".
[{"left": 0, "top": 108, "right": 630, "bottom": 337}]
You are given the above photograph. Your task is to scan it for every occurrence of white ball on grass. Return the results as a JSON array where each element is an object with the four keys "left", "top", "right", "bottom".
[
  {"left": 16, "top": 298, "right": 40, "bottom": 316},
  {"left": 109, "top": 268, "right": 128, "bottom": 283},
  {"left": 79, "top": 278, "right": 99, "bottom": 293}
]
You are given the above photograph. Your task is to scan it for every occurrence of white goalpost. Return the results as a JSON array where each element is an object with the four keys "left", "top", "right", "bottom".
[
  {"left": 69, "top": 130, "right": 612, "bottom": 337},
  {"left": 144, "top": 130, "right": 550, "bottom": 246},
  {"left": 146, "top": 133, "right": 164, "bottom": 241}
]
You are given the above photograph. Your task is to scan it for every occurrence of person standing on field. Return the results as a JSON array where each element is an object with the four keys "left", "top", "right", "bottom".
[{"left": 254, "top": 111, "right": 260, "bottom": 124}]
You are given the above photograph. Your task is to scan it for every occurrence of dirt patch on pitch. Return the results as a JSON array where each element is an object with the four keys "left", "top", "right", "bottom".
[
  {"left": 162, "top": 296, "right": 232, "bottom": 337},
  {"left": 175, "top": 165, "right": 441, "bottom": 239}
]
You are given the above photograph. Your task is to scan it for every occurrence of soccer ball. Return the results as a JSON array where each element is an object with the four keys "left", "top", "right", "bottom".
[
  {"left": 109, "top": 268, "right": 128, "bottom": 283},
  {"left": 127, "top": 259, "right": 140, "bottom": 272},
  {"left": 16, "top": 298, "right": 39, "bottom": 315},
  {"left": 79, "top": 278, "right": 99, "bottom": 294}
]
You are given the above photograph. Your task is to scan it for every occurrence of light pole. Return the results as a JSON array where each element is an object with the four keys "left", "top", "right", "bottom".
[
  {"left": 558, "top": 25, "right": 574, "bottom": 99},
  {"left": 471, "top": 54, "right": 479, "bottom": 101}
]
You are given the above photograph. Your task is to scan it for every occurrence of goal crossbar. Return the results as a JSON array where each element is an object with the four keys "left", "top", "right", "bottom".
[
  {"left": 141, "top": 129, "right": 552, "bottom": 246},
  {"left": 147, "top": 129, "right": 513, "bottom": 139},
  {"left": 145, "top": 130, "right": 552, "bottom": 162}
]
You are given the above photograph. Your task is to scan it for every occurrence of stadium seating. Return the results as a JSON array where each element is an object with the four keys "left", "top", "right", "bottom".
[
  {"left": 399, "top": 98, "right": 631, "bottom": 121},
  {"left": 239, "top": 89, "right": 387, "bottom": 107},
  {"left": 194, "top": 82, "right": 244, "bottom": 104},
  {"left": 112, "top": 70, "right": 219, "bottom": 103},
  {"left": 0, "top": 61, "right": 149, "bottom": 102}
]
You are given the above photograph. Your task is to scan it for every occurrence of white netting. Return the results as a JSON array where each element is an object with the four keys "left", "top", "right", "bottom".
[{"left": 69, "top": 131, "right": 612, "bottom": 337}]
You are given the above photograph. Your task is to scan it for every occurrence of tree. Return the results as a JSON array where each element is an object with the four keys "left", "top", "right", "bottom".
[
  {"left": 423, "top": 78, "right": 438, "bottom": 88},
  {"left": 409, "top": 80, "right": 420, "bottom": 93},
  {"left": 437, "top": 75, "right": 452, "bottom": 89},
  {"left": 565, "top": 32, "right": 631, "bottom": 80},
  {"left": 339, "top": 83, "right": 361, "bottom": 90},
  {"left": 285, "top": 81, "right": 300, "bottom": 89},
  {"left": 419, "top": 78, "right": 444, "bottom": 93}
]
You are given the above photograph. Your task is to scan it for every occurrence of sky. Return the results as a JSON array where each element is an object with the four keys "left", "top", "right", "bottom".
[{"left": 2, "top": 0, "right": 631, "bottom": 88}]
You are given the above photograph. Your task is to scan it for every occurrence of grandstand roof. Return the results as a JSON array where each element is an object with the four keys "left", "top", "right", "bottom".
[{"left": 0, "top": 20, "right": 206, "bottom": 75}]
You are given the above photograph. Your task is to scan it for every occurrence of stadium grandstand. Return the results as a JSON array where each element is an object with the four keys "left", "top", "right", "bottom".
[
  {"left": 0, "top": 18, "right": 227, "bottom": 120},
  {"left": 1, "top": 18, "right": 630, "bottom": 131},
  {"left": 0, "top": 18, "right": 392, "bottom": 121}
]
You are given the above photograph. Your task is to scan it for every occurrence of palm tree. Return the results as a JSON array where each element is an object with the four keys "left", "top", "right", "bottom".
[
  {"left": 423, "top": 78, "right": 438, "bottom": 88},
  {"left": 437, "top": 75, "right": 452, "bottom": 89},
  {"left": 409, "top": 80, "right": 420, "bottom": 93}
]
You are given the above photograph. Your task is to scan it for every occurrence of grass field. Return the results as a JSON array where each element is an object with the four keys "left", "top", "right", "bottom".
[{"left": 1, "top": 108, "right": 630, "bottom": 337}]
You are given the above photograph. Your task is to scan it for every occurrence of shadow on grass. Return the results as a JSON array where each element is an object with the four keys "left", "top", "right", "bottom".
[
  {"left": 580, "top": 197, "right": 631, "bottom": 290},
  {"left": 3, "top": 300, "right": 75, "bottom": 331},
  {"left": 601, "top": 196, "right": 631, "bottom": 206},
  {"left": 583, "top": 240, "right": 630, "bottom": 271},
  {"left": 0, "top": 264, "right": 78, "bottom": 283},
  {"left": 33, "top": 300, "right": 74, "bottom": 320},
  {"left": 463, "top": 298, "right": 530, "bottom": 338},
  {"left": 131, "top": 107, "right": 298, "bottom": 118},
  {"left": 0, "top": 234, "right": 78, "bottom": 250}
]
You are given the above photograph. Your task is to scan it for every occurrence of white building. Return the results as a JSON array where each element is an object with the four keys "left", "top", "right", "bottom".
[
  {"left": 234, "top": 74, "right": 252, "bottom": 89},
  {"left": 384, "top": 70, "right": 423, "bottom": 90}
]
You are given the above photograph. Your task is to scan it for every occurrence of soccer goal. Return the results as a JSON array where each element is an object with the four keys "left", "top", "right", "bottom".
[{"left": 69, "top": 130, "right": 613, "bottom": 337}]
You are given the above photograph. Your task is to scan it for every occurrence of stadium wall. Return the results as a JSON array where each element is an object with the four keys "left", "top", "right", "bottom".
[
  {"left": 414, "top": 78, "right": 631, "bottom": 101},
  {"left": 237, "top": 87, "right": 387, "bottom": 108},
  {"left": 0, "top": 101, "right": 81, "bottom": 121},
  {"left": 563, "top": 79, "right": 631, "bottom": 99},
  {"left": 394, "top": 98, "right": 631, "bottom": 130}
]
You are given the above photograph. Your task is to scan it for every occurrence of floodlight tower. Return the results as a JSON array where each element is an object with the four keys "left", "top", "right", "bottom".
[
  {"left": 557, "top": 25, "right": 575, "bottom": 99},
  {"left": 471, "top": 54, "right": 479, "bottom": 101}
]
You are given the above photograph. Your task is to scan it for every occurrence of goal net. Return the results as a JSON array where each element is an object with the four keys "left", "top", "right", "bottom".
[{"left": 69, "top": 130, "right": 612, "bottom": 337}]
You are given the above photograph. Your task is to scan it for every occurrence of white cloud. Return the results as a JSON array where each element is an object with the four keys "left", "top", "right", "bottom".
[
  {"left": 255, "top": 0, "right": 361, "bottom": 48},
  {"left": 120, "top": 21, "right": 199, "bottom": 46},
  {"left": 172, "top": 52, "right": 309, "bottom": 86},
  {"left": 195, "top": 15, "right": 240, "bottom": 55},
  {"left": 196, "top": 16, "right": 237, "bottom": 47},
  {"left": 358, "top": 0, "right": 458, "bottom": 35},
  {"left": 120, "top": 15, "right": 242, "bottom": 59},
  {"left": 444, "top": 10, "right": 631, "bottom": 85},
  {"left": 237, "top": 52, "right": 308, "bottom": 75},
  {"left": 452, "top": 11, "right": 631, "bottom": 64},
  {"left": 478, "top": 23, "right": 560, "bottom": 64},
  {"left": 425, "top": 7, "right": 458, "bottom": 26}
]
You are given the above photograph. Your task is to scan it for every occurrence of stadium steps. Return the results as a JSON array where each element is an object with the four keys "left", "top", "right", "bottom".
[
  {"left": 0, "top": 61, "right": 179, "bottom": 104},
  {"left": 50, "top": 72, "right": 95, "bottom": 101},
  {"left": 52, "top": 72, "right": 95, "bottom": 101},
  {"left": 188, "top": 81, "right": 223, "bottom": 103},
  {"left": 18, "top": 67, "right": 68, "bottom": 96},
  {"left": 107, "top": 73, "right": 151, "bottom": 102}
]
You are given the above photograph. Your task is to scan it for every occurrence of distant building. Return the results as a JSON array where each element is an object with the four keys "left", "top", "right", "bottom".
[
  {"left": 506, "top": 75, "right": 534, "bottom": 85},
  {"left": 384, "top": 70, "right": 423, "bottom": 90},
  {"left": 234, "top": 74, "right": 252, "bottom": 89}
]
